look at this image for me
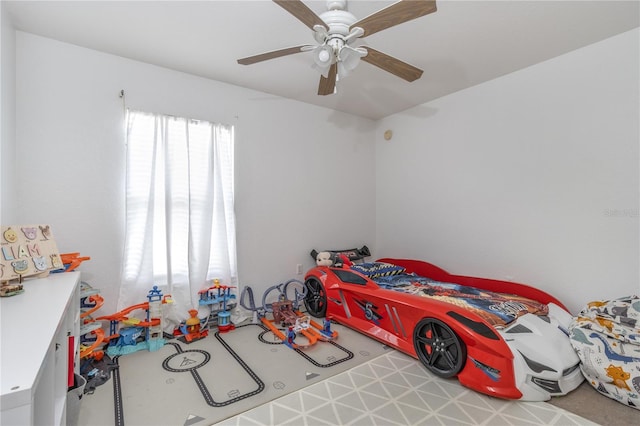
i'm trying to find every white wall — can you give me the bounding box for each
[0,2,17,224]
[375,29,640,314]
[15,32,376,313]
[10,27,638,317]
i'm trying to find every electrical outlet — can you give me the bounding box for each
[296,264,303,275]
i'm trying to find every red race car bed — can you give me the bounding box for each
[303,255,583,401]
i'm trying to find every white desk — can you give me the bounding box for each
[1,272,80,425]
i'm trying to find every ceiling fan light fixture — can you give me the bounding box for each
[339,45,366,71]
[318,49,331,63]
[312,63,331,78]
[313,44,334,73]
[312,44,333,77]
[337,61,349,79]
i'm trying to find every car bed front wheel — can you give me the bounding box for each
[413,318,466,378]
[303,277,327,318]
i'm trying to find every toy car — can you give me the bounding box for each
[302,257,583,401]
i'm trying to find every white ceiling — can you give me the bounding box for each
[5,0,639,120]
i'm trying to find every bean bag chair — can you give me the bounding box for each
[568,295,640,410]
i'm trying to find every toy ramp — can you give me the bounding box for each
[569,295,640,410]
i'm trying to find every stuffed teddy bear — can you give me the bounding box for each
[315,251,333,266]
[316,251,354,268]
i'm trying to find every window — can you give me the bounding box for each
[119,110,237,322]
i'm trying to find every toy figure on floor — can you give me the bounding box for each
[287,326,296,346]
[324,318,331,332]
[175,309,208,343]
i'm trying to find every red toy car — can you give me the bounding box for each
[303,257,583,401]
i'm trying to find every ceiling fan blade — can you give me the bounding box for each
[318,63,337,96]
[351,0,437,38]
[273,0,329,31]
[237,45,309,65]
[361,47,423,82]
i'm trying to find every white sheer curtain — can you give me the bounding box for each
[119,110,237,328]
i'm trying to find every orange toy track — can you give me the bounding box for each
[96,302,162,329]
[97,302,151,322]
[313,322,338,341]
[259,317,317,349]
[81,294,104,319]
[260,314,337,349]
[80,327,105,359]
[60,252,91,272]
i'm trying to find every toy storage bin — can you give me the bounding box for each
[66,373,86,426]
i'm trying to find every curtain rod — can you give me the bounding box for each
[119,89,238,122]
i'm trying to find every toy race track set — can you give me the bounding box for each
[76,279,389,426]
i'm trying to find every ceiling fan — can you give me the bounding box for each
[237,0,437,96]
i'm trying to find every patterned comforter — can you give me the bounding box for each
[373,273,549,327]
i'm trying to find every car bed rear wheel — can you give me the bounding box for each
[303,277,327,318]
[413,318,466,378]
